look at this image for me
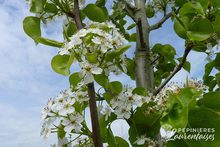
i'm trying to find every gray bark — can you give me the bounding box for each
[134,0,154,91]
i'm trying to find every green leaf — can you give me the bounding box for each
[44,3,58,14]
[167,140,189,147]
[94,73,109,88]
[178,58,191,73]
[213,15,220,36]
[108,81,123,94]
[115,137,129,147]
[36,37,64,48]
[133,103,161,127]
[146,5,155,18]
[173,16,190,39]
[51,54,73,76]
[187,107,220,147]
[96,0,106,6]
[197,91,220,112]
[125,58,135,80]
[105,45,131,62]
[175,0,188,7]
[129,33,136,42]
[211,0,220,8]
[57,125,66,139]
[99,114,118,142]
[23,16,41,41]
[132,87,148,96]
[179,2,204,17]
[152,44,176,61]
[161,88,201,128]
[187,18,214,41]
[30,0,46,13]
[128,125,145,147]
[83,4,107,22]
[107,127,117,147]
[127,23,136,30]
[86,53,98,63]
[63,21,77,39]
[69,72,81,88]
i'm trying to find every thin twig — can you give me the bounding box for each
[71,1,103,147]
[153,44,193,95]
[149,12,172,31]
[118,0,136,21]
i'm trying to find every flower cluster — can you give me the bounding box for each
[186,78,208,92]
[149,79,208,112]
[41,86,88,139]
[110,87,150,119]
[134,134,157,146]
[60,21,128,84]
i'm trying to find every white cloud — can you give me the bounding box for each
[0,1,64,146]
[0,0,209,146]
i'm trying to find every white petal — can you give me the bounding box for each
[91,67,103,74]
[160,127,175,139]
[64,125,74,133]
[84,73,94,84]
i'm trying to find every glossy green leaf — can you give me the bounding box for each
[96,0,106,6]
[178,58,191,73]
[115,136,129,147]
[129,33,136,42]
[108,81,123,94]
[57,125,66,139]
[213,15,220,36]
[127,23,136,30]
[175,0,188,7]
[211,0,220,8]
[187,18,214,41]
[51,54,73,76]
[152,44,176,61]
[146,5,155,18]
[23,16,41,41]
[198,91,220,111]
[30,0,46,13]
[44,3,58,14]
[99,114,117,142]
[187,107,220,147]
[125,58,135,80]
[161,88,201,128]
[133,103,161,127]
[173,16,190,39]
[86,53,98,63]
[105,45,130,62]
[36,37,64,48]
[132,87,148,96]
[63,21,77,39]
[179,2,204,17]
[107,127,117,147]
[94,73,109,88]
[83,4,106,22]
[69,72,81,88]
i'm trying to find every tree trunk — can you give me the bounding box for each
[134,0,162,146]
[134,0,154,91]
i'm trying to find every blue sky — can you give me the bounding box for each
[0,0,208,146]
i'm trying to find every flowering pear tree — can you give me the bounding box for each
[23,0,220,146]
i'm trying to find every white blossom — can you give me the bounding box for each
[79,61,103,84]
[62,113,84,133]
[134,135,150,145]
[101,105,112,121]
[160,127,175,140]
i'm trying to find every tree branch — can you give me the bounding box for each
[119,0,136,21]
[149,12,172,31]
[72,1,102,147]
[153,44,193,95]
